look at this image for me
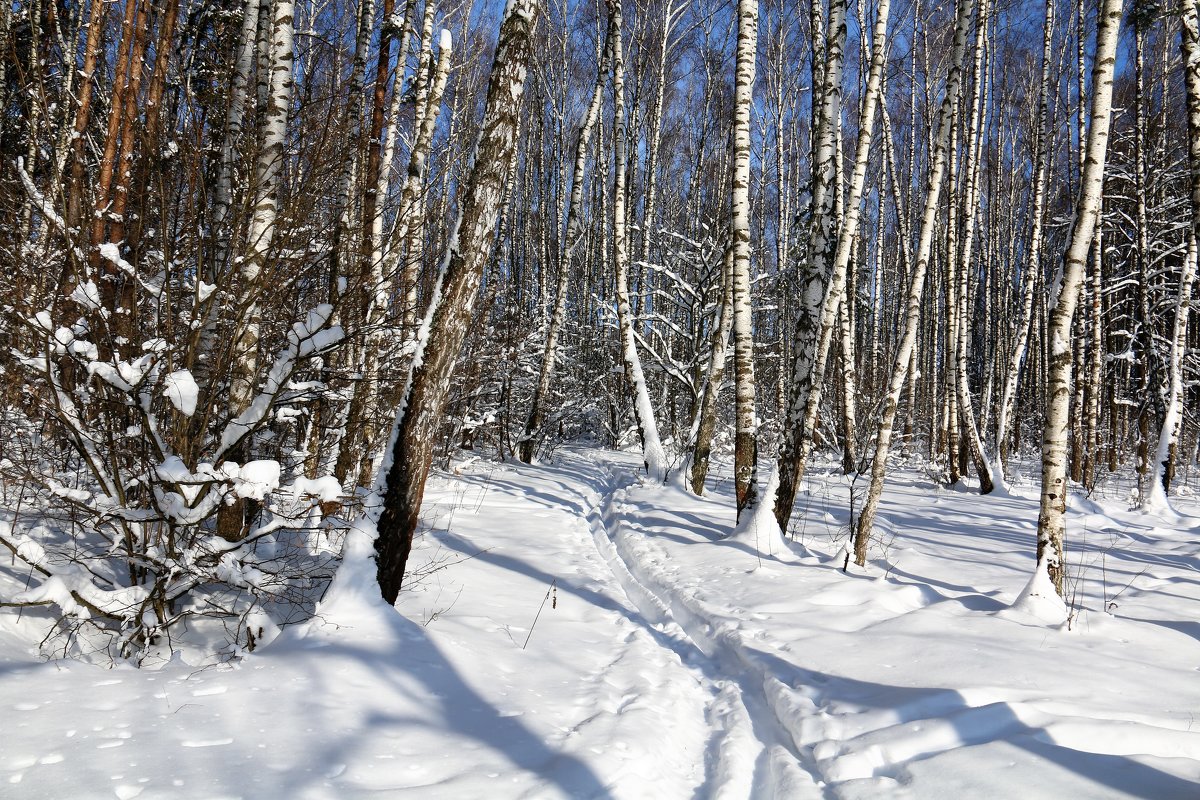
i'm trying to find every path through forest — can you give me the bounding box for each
[3,448,1200,798]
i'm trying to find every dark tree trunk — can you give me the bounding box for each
[375,0,538,604]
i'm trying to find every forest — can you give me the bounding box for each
[0,0,1199,794]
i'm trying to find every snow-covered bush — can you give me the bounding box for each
[1,293,348,665]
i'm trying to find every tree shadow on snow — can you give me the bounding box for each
[256,611,616,799]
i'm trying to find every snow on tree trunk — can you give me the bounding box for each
[731,0,760,517]
[952,0,994,495]
[219,0,295,542]
[853,0,975,567]
[342,21,451,487]
[609,0,667,483]
[1148,0,1200,511]
[374,0,537,604]
[690,245,735,494]
[1035,0,1123,597]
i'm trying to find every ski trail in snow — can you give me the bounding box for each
[579,455,826,799]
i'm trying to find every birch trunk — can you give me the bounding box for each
[375,0,537,603]
[774,0,889,529]
[853,0,975,565]
[774,0,847,529]
[731,0,760,515]
[217,0,294,541]
[608,0,667,482]
[690,245,735,494]
[952,0,994,493]
[1035,0,1123,597]
[518,23,610,463]
[995,0,1053,478]
[1148,0,1200,508]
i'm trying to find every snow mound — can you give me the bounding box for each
[728,467,796,563]
[1009,557,1068,623]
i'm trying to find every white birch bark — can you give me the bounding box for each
[853,0,975,565]
[351,26,451,485]
[212,0,261,278]
[609,0,667,482]
[731,0,760,515]
[690,244,735,494]
[231,0,295,416]
[218,0,294,541]
[995,0,1053,479]
[774,0,847,529]
[1035,0,1123,597]
[774,0,889,529]
[952,0,994,493]
[1147,0,1200,510]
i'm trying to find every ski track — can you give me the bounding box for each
[4,447,1200,798]
[581,458,828,799]
[575,450,1200,799]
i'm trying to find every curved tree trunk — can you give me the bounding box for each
[608,0,667,483]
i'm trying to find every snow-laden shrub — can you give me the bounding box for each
[1,296,347,665]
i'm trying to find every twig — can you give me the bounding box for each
[522,578,557,650]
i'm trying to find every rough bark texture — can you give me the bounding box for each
[1035,0,1123,597]
[774,0,888,528]
[375,0,537,604]
[731,0,760,516]
[774,0,847,530]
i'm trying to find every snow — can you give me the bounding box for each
[161,369,199,416]
[234,460,282,501]
[2,448,1200,798]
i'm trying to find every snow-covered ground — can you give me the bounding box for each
[3,447,1200,798]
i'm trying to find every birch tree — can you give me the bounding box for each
[774,0,889,530]
[774,0,847,530]
[731,0,760,516]
[219,0,296,541]
[374,0,538,603]
[853,0,976,566]
[996,0,1055,477]
[1147,0,1200,508]
[608,0,668,483]
[1035,0,1123,597]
